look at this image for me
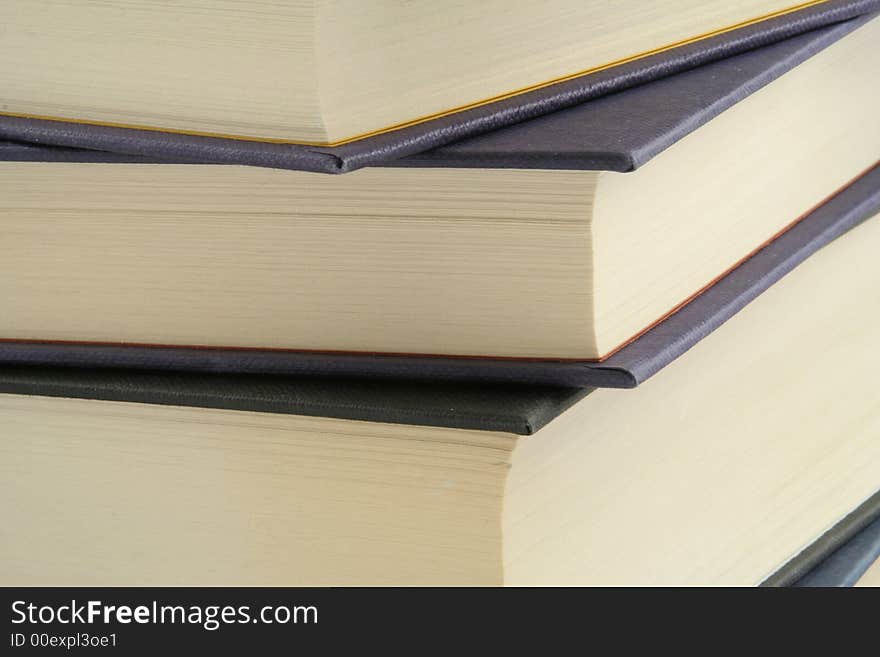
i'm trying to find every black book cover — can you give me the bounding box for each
[0,366,588,436]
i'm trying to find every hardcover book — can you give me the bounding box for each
[0,0,877,173]
[3,214,880,585]
[2,17,879,386]
[4,163,879,388]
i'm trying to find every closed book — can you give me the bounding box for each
[3,211,880,585]
[2,159,878,388]
[1,3,876,173]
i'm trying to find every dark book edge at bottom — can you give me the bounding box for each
[766,488,880,587]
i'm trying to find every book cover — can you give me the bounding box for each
[0,1,875,173]
[794,514,880,586]
[766,490,880,586]
[0,366,588,436]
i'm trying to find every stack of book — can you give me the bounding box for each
[1,0,879,586]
